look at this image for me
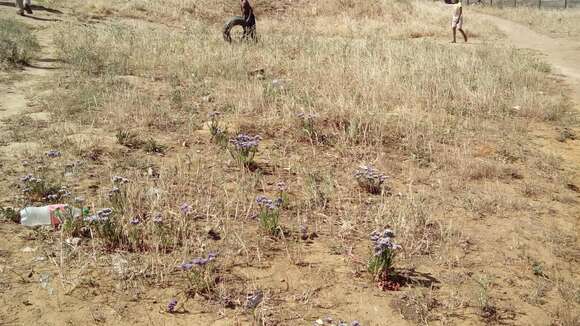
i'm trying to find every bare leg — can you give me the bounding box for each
[459,28,467,42]
[452,27,457,43]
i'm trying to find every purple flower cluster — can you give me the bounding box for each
[108,187,120,198]
[370,229,401,256]
[276,181,287,192]
[84,208,113,222]
[354,165,387,184]
[208,111,221,119]
[180,203,192,215]
[21,174,41,183]
[179,252,218,270]
[316,317,361,326]
[167,298,178,313]
[230,134,261,151]
[354,165,387,194]
[245,290,263,309]
[129,217,140,225]
[256,195,282,210]
[153,213,163,224]
[47,150,61,158]
[112,176,130,184]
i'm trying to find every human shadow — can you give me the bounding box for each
[0,1,63,14]
[23,15,61,22]
[25,63,59,70]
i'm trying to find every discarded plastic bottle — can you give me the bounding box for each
[20,205,82,227]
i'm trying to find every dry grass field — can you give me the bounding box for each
[0,0,579,325]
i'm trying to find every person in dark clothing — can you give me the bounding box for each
[240,0,256,40]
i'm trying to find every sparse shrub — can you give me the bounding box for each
[127,217,144,251]
[84,208,125,250]
[368,229,401,290]
[256,195,281,236]
[0,18,39,69]
[116,130,143,149]
[143,138,166,154]
[229,134,261,167]
[208,111,228,147]
[20,174,67,203]
[304,171,332,208]
[0,207,20,223]
[475,275,497,321]
[179,253,218,298]
[354,165,388,194]
[297,112,326,144]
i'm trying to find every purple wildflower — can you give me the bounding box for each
[180,203,192,215]
[20,174,34,182]
[47,150,61,158]
[208,111,221,119]
[179,262,194,271]
[167,298,178,313]
[351,321,361,326]
[112,176,129,184]
[84,208,113,223]
[354,165,387,193]
[179,252,218,270]
[229,134,261,151]
[256,195,280,210]
[370,229,401,256]
[130,217,140,225]
[276,181,287,192]
[153,213,163,224]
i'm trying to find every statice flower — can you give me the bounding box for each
[46,194,58,201]
[112,176,130,184]
[20,174,35,182]
[256,195,281,210]
[208,111,221,119]
[129,217,140,225]
[179,252,218,270]
[180,203,192,215]
[245,290,263,309]
[371,229,401,256]
[84,208,113,222]
[108,187,120,198]
[354,165,387,194]
[230,134,261,151]
[153,213,163,224]
[167,298,178,313]
[47,150,61,158]
[276,181,287,192]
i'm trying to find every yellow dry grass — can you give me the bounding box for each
[1,0,579,325]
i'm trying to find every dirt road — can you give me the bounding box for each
[480,13,580,188]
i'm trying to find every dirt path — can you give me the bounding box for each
[480,14,580,188]
[0,6,64,204]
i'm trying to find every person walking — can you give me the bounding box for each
[15,0,33,16]
[240,0,256,41]
[451,0,467,43]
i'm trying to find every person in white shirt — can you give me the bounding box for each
[451,0,467,43]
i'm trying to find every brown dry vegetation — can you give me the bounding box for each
[475,6,580,38]
[0,0,579,325]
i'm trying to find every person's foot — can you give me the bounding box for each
[24,4,33,14]
[17,9,25,16]
[450,40,456,43]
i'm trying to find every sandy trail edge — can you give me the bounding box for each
[479,13,580,187]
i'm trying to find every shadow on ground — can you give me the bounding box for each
[0,1,63,14]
